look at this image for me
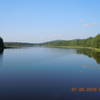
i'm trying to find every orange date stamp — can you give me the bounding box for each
[71,88,100,92]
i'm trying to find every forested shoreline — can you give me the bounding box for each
[0,34,100,51]
[41,34,100,50]
[4,42,36,48]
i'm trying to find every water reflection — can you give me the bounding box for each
[0,49,3,66]
[76,49,100,64]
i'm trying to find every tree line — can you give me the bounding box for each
[42,34,100,48]
[0,34,100,49]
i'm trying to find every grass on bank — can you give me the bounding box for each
[44,45,100,52]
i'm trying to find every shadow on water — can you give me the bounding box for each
[76,48,100,64]
[0,49,4,66]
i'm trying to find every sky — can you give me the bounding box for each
[0,0,100,43]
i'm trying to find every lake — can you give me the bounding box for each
[0,47,100,100]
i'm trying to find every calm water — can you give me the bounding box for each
[0,47,100,100]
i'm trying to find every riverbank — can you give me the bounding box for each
[4,44,100,53]
[4,42,36,49]
[44,46,100,52]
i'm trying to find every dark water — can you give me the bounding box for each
[0,47,100,100]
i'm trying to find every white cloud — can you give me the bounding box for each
[83,22,96,27]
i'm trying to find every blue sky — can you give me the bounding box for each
[0,0,100,43]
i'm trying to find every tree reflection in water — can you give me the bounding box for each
[76,48,100,64]
[0,49,4,66]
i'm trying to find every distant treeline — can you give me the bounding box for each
[41,34,100,48]
[0,37,36,49]
[4,42,36,48]
[1,34,100,49]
